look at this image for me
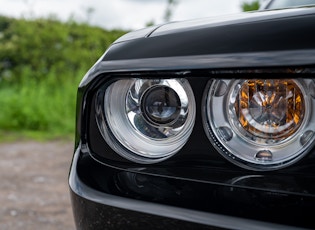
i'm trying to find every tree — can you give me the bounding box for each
[164,0,178,22]
[145,0,179,27]
[241,0,260,12]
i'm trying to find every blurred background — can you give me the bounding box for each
[1,0,260,30]
[0,0,260,141]
[0,0,260,229]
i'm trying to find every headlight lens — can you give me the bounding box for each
[141,85,181,125]
[203,79,315,170]
[96,78,196,163]
[233,79,305,142]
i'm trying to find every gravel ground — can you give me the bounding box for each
[0,141,76,230]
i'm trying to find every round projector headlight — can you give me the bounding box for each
[96,78,196,164]
[203,79,315,170]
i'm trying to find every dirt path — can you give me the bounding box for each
[0,141,76,230]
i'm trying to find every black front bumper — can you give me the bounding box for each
[69,144,311,230]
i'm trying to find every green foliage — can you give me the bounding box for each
[0,67,82,133]
[241,0,260,12]
[164,0,178,22]
[0,17,125,83]
[0,16,126,140]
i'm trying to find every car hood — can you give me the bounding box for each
[149,7,314,37]
[114,7,315,43]
[79,7,315,87]
[104,7,315,61]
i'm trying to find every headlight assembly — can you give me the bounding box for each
[95,76,314,170]
[203,79,315,171]
[96,78,196,164]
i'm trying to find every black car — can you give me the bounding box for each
[69,4,315,230]
[260,0,315,10]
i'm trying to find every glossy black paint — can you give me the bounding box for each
[71,192,223,230]
[104,8,315,61]
[70,147,309,230]
[70,7,315,230]
[262,0,315,10]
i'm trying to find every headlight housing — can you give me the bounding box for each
[203,79,315,171]
[94,75,315,170]
[96,78,196,164]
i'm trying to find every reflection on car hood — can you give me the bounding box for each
[104,7,315,62]
[113,6,315,44]
[150,7,315,37]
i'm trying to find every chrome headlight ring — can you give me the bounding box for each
[203,79,315,171]
[96,78,196,164]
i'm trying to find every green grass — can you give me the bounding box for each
[0,16,127,142]
[0,130,73,143]
[0,67,84,142]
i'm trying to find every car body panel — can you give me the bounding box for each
[70,6,315,230]
[104,8,315,61]
[70,145,308,230]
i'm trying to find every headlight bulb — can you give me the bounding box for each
[232,79,305,143]
[203,79,315,171]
